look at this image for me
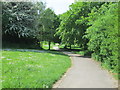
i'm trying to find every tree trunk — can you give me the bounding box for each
[70,45,71,50]
[64,45,67,49]
[36,40,40,48]
[39,41,43,49]
[48,41,51,50]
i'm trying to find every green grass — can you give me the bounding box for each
[2,50,71,88]
[0,50,2,90]
[58,44,65,49]
[42,41,55,50]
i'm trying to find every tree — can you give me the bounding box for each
[56,2,104,49]
[2,2,46,48]
[37,8,59,50]
[2,2,37,37]
[85,2,119,73]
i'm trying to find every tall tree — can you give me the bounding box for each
[37,8,59,50]
[56,2,104,49]
[2,2,46,48]
[2,2,37,37]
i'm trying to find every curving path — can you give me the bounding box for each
[3,48,118,88]
[53,47,118,88]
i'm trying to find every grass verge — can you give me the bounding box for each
[2,50,71,88]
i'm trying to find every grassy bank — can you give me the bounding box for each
[2,50,71,88]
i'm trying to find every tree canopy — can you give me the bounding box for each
[2,2,60,49]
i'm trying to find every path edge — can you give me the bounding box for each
[52,53,74,88]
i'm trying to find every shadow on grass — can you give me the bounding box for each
[2,48,69,57]
[44,49,69,56]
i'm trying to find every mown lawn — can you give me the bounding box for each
[2,50,71,88]
[0,51,2,90]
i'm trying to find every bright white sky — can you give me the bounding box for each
[44,0,75,15]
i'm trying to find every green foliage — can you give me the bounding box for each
[2,2,46,49]
[2,2,38,37]
[56,2,104,49]
[56,2,86,47]
[37,8,58,42]
[36,8,60,49]
[86,3,119,73]
[2,50,71,88]
[2,2,60,49]
[42,41,55,50]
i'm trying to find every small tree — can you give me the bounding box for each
[37,8,58,50]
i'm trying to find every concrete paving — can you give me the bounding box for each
[53,51,118,88]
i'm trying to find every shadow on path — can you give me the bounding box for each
[2,48,68,57]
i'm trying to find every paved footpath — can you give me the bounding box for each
[53,51,118,88]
